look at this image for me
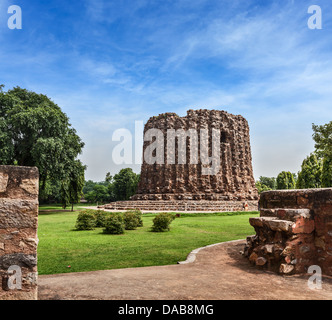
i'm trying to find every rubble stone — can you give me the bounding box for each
[244,188,332,276]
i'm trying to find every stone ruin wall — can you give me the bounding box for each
[244,188,332,276]
[0,165,39,300]
[128,109,258,211]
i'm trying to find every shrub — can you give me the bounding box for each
[126,209,143,227]
[103,214,125,234]
[123,211,140,230]
[94,210,108,228]
[75,210,96,230]
[135,210,143,227]
[151,212,175,232]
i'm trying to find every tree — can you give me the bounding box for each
[105,172,113,183]
[276,171,296,190]
[83,180,97,195]
[258,176,276,190]
[321,157,332,188]
[112,168,140,201]
[0,86,85,197]
[255,181,272,194]
[296,153,322,189]
[39,178,62,203]
[61,160,86,211]
[84,184,110,204]
[312,122,332,158]
[255,176,277,194]
[312,122,332,187]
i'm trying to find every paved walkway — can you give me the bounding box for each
[38,240,332,300]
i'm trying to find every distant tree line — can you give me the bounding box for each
[256,121,332,193]
[83,168,140,204]
[40,168,140,205]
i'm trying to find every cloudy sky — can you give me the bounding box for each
[1,0,331,181]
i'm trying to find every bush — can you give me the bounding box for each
[135,210,143,227]
[126,209,143,228]
[94,210,108,228]
[151,212,175,232]
[103,214,125,234]
[123,211,140,230]
[75,210,96,230]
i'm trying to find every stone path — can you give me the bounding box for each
[38,240,332,300]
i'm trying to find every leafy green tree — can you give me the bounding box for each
[112,168,140,201]
[321,157,332,188]
[296,153,322,189]
[258,176,276,189]
[276,171,296,190]
[83,180,97,195]
[105,172,113,183]
[255,181,272,194]
[85,184,110,204]
[61,160,86,211]
[312,122,332,187]
[0,86,85,196]
[39,178,62,203]
[312,122,332,158]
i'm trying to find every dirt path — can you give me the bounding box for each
[38,240,332,300]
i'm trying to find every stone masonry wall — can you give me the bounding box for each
[132,109,258,203]
[0,165,39,300]
[244,188,332,276]
[103,199,258,212]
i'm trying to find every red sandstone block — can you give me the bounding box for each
[291,216,315,234]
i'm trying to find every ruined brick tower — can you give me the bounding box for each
[131,109,258,206]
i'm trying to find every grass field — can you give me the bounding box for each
[37,206,258,275]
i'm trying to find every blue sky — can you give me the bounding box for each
[1,0,331,181]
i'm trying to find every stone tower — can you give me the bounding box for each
[132,109,258,202]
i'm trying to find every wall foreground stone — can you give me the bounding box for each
[0,165,39,300]
[244,188,332,276]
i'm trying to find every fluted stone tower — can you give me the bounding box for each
[132,109,258,202]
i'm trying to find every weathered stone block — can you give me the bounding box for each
[0,199,38,229]
[245,188,332,276]
[0,173,9,193]
[0,165,39,300]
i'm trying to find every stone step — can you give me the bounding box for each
[249,217,294,233]
[260,208,311,222]
[101,199,255,212]
[250,213,315,234]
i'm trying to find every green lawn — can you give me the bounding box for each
[37,207,258,275]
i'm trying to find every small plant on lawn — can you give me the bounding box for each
[123,211,140,230]
[151,212,175,232]
[94,210,108,228]
[135,210,143,227]
[103,214,125,234]
[75,210,96,230]
[126,209,143,227]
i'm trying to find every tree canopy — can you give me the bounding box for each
[82,169,140,203]
[296,153,322,189]
[276,171,296,190]
[112,168,140,201]
[0,86,86,205]
[312,122,332,187]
